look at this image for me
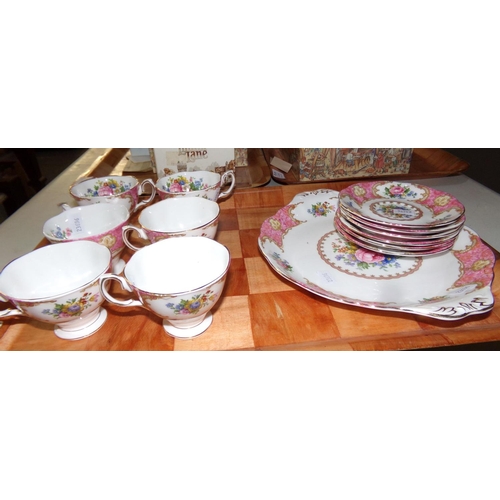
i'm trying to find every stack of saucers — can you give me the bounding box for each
[334,181,466,257]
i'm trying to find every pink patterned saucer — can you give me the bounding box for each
[335,213,460,246]
[338,206,464,241]
[334,215,456,257]
[338,204,466,235]
[339,181,465,228]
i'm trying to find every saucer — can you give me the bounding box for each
[339,181,465,227]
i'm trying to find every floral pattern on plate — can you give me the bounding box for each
[318,231,423,279]
[340,181,465,226]
[259,203,304,250]
[451,228,496,290]
[258,189,495,320]
[307,201,335,217]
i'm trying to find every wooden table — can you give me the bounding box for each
[1,150,499,350]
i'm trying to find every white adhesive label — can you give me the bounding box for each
[316,271,336,286]
[270,156,293,173]
[71,216,86,234]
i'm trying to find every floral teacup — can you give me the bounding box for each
[99,237,230,338]
[122,197,220,252]
[43,203,130,274]
[155,170,235,202]
[70,175,156,213]
[0,241,111,340]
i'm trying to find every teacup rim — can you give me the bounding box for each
[138,197,220,233]
[69,175,140,199]
[155,171,222,192]
[0,242,112,302]
[123,265,229,299]
[123,237,230,296]
[42,203,130,241]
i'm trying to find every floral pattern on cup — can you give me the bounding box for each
[85,179,133,198]
[42,292,101,319]
[50,225,73,239]
[166,290,217,315]
[163,175,210,193]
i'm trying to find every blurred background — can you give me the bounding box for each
[1,148,499,224]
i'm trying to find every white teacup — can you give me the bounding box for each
[156,170,235,202]
[43,203,130,274]
[99,237,230,339]
[70,175,156,213]
[122,197,220,251]
[0,241,111,340]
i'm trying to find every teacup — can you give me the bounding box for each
[156,170,235,202]
[122,197,220,251]
[0,241,111,340]
[43,203,130,274]
[99,237,230,338]
[69,175,156,213]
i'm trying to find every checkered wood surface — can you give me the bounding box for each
[1,181,499,351]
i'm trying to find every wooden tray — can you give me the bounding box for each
[1,179,498,351]
[265,148,470,185]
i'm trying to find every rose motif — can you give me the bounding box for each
[98,185,114,196]
[389,185,405,196]
[434,195,451,207]
[168,182,183,193]
[355,248,385,264]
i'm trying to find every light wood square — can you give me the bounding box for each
[237,207,284,231]
[329,303,422,339]
[216,230,242,259]
[174,296,254,351]
[245,257,295,295]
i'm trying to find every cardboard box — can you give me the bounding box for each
[267,148,413,182]
[149,148,248,177]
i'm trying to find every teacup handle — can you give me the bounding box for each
[135,179,157,212]
[122,225,149,252]
[99,274,143,308]
[217,171,236,200]
[0,296,25,318]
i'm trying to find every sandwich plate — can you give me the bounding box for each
[258,190,495,321]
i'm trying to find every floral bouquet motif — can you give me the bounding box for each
[86,179,132,197]
[164,176,209,193]
[42,292,101,319]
